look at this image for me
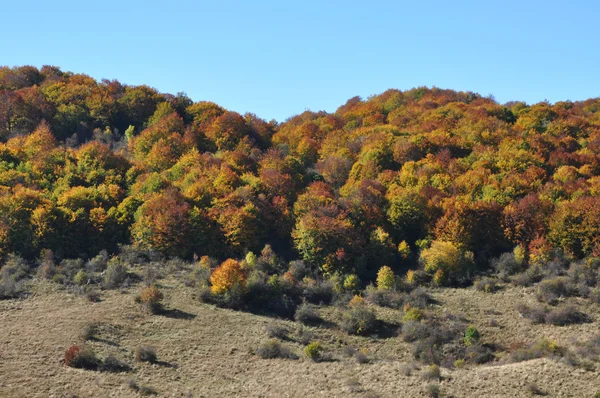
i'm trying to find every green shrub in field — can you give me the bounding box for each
[464,325,480,346]
[305,342,323,362]
[402,307,425,323]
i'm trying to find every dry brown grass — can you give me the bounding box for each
[0,275,599,397]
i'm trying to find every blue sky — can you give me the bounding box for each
[2,0,599,122]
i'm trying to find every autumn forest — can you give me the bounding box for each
[1,65,600,288]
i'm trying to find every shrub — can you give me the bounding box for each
[294,302,322,325]
[512,266,544,287]
[464,326,480,346]
[420,240,474,286]
[526,383,546,396]
[405,269,427,287]
[364,285,403,308]
[421,364,441,381]
[473,277,499,293]
[545,306,591,326]
[86,289,101,302]
[305,342,323,362]
[139,285,164,314]
[102,355,131,373]
[135,346,157,363]
[509,339,562,363]
[349,294,365,307]
[295,325,314,345]
[426,383,440,398]
[302,279,333,304]
[402,321,430,342]
[0,254,30,299]
[453,358,465,368]
[64,345,100,370]
[86,250,109,272]
[185,264,210,287]
[104,260,128,289]
[343,274,361,292]
[518,304,547,324]
[491,252,522,277]
[466,344,494,364]
[403,288,432,309]
[355,349,369,364]
[536,277,574,304]
[210,259,247,295]
[73,269,88,286]
[402,307,425,323]
[266,324,290,340]
[376,266,395,290]
[340,304,377,335]
[82,323,99,341]
[256,339,297,359]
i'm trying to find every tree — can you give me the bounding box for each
[210,259,247,294]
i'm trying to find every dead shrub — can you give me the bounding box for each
[256,339,297,359]
[135,346,157,363]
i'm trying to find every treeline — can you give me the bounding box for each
[1,65,600,285]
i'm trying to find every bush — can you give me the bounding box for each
[340,304,377,335]
[420,240,474,286]
[512,266,544,287]
[102,355,131,373]
[355,349,369,364]
[0,254,30,299]
[64,345,100,370]
[466,344,495,364]
[426,383,440,398]
[536,277,574,304]
[464,326,480,346]
[139,285,164,314]
[86,250,109,272]
[266,324,290,340]
[104,260,128,289]
[364,284,403,308]
[294,302,322,325]
[256,339,297,359]
[473,277,499,293]
[305,342,323,362]
[544,306,591,326]
[403,288,432,309]
[295,325,314,345]
[421,364,441,381]
[402,307,425,323]
[73,269,88,286]
[509,339,562,363]
[82,323,99,341]
[491,252,522,277]
[402,321,430,342]
[135,346,157,363]
[343,274,361,292]
[517,304,547,324]
[302,279,333,305]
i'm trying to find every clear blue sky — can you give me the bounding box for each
[2,0,599,122]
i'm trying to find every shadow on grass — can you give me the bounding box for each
[159,308,196,320]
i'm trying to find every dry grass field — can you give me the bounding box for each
[1,274,599,398]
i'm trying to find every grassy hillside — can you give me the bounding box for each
[1,264,599,398]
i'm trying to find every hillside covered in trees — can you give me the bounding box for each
[1,65,600,286]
